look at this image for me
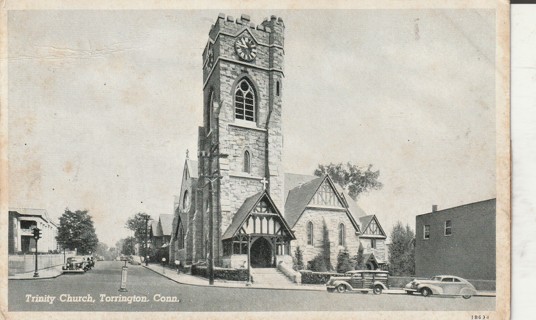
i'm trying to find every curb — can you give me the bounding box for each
[142,265,324,292]
[8,272,63,280]
[142,266,497,296]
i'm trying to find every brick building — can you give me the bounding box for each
[415,199,496,280]
[169,13,387,270]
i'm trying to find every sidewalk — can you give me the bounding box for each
[8,265,64,280]
[143,264,496,296]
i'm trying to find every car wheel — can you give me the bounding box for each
[462,294,472,299]
[336,284,347,293]
[373,285,383,295]
[421,288,432,297]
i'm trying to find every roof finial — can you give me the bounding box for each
[186,149,189,159]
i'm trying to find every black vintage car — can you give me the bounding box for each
[62,257,87,273]
[326,270,390,294]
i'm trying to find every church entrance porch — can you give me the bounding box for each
[250,237,272,268]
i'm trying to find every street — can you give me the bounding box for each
[9,261,495,312]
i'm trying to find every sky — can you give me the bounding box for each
[7,9,496,247]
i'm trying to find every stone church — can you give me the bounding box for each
[169,13,387,271]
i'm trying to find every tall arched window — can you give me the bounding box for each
[235,79,255,122]
[338,223,345,246]
[178,223,185,249]
[208,91,214,130]
[307,221,314,246]
[276,81,280,96]
[243,150,251,173]
[183,190,190,211]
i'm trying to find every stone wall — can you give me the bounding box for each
[291,208,360,268]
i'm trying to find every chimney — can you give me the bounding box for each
[432,205,438,212]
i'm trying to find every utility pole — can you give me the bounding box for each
[200,142,227,285]
[145,215,150,266]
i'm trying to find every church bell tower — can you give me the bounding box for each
[198,13,285,264]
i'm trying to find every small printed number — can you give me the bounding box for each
[471,315,489,320]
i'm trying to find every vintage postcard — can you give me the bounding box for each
[0,1,510,319]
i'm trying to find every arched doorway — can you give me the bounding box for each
[250,237,273,268]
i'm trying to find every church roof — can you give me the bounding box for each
[222,191,295,240]
[186,160,198,179]
[359,215,374,231]
[222,192,263,240]
[159,214,174,236]
[284,176,325,228]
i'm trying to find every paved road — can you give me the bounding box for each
[9,261,495,312]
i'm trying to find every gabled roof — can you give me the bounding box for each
[222,191,295,240]
[151,220,162,237]
[186,160,198,179]
[159,214,174,236]
[284,175,360,233]
[284,176,324,228]
[359,215,387,238]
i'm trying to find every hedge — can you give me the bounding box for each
[299,271,343,284]
[191,265,249,281]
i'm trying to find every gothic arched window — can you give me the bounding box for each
[235,79,255,122]
[243,150,251,173]
[178,223,185,249]
[208,91,214,130]
[307,221,314,246]
[276,81,280,96]
[338,223,345,246]
[183,190,190,211]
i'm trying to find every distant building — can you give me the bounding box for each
[415,199,496,280]
[8,208,59,254]
[150,214,173,249]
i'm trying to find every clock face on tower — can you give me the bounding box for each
[235,37,257,61]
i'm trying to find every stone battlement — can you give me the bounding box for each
[211,13,285,34]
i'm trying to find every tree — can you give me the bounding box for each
[388,221,416,276]
[336,249,354,273]
[354,242,366,269]
[125,212,151,256]
[294,246,305,271]
[322,220,333,271]
[56,209,99,255]
[120,237,136,256]
[314,162,383,200]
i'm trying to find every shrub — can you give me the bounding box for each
[191,265,249,281]
[293,246,304,271]
[308,253,328,272]
[336,249,354,273]
[300,270,343,284]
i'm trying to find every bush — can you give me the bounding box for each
[293,246,304,271]
[336,249,354,273]
[191,265,249,281]
[300,270,343,284]
[308,253,328,272]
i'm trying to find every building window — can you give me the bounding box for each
[235,79,255,122]
[445,220,452,236]
[307,221,314,246]
[338,223,345,246]
[177,223,185,249]
[371,239,376,249]
[208,91,214,131]
[243,150,251,173]
[183,190,190,211]
[276,81,280,96]
[423,225,430,239]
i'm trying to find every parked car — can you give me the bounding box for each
[62,257,87,273]
[404,275,477,299]
[326,270,390,294]
[129,256,142,265]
